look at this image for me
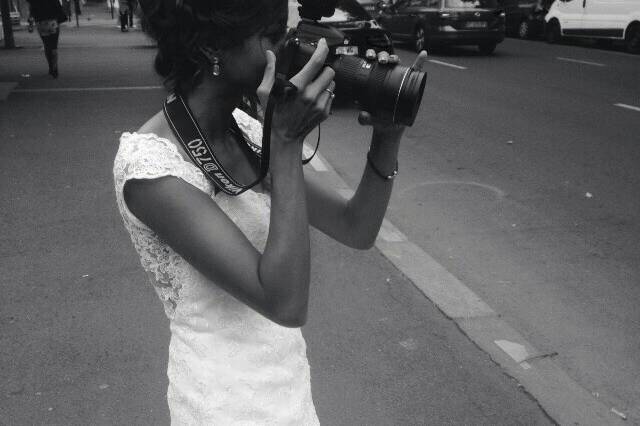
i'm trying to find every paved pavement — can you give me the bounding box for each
[0,19,558,426]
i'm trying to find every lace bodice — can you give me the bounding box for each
[113,109,319,425]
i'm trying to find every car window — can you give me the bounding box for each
[445,0,498,8]
[392,0,411,8]
[409,0,440,6]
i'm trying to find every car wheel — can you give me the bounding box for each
[545,19,561,44]
[478,42,497,55]
[414,26,427,52]
[625,23,640,54]
[518,20,530,39]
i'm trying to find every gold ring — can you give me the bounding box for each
[324,88,335,98]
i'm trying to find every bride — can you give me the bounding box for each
[113,0,426,423]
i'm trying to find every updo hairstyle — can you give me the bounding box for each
[141,0,288,95]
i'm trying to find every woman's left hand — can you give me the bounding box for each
[357,50,429,135]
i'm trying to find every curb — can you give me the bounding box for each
[309,148,628,426]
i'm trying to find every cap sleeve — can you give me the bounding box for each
[113,132,213,230]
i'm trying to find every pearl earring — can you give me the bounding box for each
[212,57,221,77]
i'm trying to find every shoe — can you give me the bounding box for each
[49,67,58,78]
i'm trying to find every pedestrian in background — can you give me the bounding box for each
[127,0,137,28]
[27,0,66,78]
[61,0,71,22]
[119,0,136,31]
[118,0,129,31]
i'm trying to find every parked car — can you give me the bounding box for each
[545,0,640,53]
[502,0,552,38]
[288,0,394,56]
[0,0,21,26]
[357,0,379,16]
[376,0,506,54]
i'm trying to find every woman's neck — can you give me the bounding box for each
[185,80,243,141]
[181,80,264,192]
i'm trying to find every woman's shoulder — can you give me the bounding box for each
[114,114,212,195]
[117,111,183,157]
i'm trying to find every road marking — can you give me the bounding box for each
[12,85,163,93]
[614,103,640,112]
[428,59,467,70]
[556,57,606,67]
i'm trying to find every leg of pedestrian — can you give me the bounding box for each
[119,10,128,32]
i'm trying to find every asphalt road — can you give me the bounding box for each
[1,16,638,425]
[319,37,640,423]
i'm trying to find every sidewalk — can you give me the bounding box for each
[2,0,147,48]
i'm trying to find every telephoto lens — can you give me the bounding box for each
[291,41,427,127]
[332,55,427,127]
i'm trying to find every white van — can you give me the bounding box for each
[544,0,640,53]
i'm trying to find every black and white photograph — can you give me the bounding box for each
[1,0,638,424]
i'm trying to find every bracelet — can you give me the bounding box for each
[366,151,398,181]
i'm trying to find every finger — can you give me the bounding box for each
[316,80,336,103]
[358,111,372,126]
[290,38,329,89]
[412,50,428,71]
[319,81,336,116]
[256,50,276,104]
[302,66,335,102]
[366,49,376,60]
[377,50,390,64]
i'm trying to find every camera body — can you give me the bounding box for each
[277,0,427,126]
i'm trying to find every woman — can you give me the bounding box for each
[113,0,427,423]
[27,0,64,78]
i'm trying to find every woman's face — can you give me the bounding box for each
[222,11,288,92]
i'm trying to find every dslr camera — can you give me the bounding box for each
[277,0,427,126]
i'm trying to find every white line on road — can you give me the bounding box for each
[428,59,467,70]
[12,86,163,93]
[614,103,640,112]
[556,57,606,67]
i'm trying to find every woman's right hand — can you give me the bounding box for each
[257,38,336,146]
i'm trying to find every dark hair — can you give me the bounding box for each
[141,0,287,95]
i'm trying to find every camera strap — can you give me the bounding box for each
[163,77,316,195]
[163,93,267,196]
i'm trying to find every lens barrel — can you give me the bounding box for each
[331,55,427,126]
[286,39,427,126]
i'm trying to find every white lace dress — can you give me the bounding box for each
[113,109,320,425]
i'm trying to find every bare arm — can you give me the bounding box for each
[306,51,428,249]
[124,42,336,327]
[124,166,308,327]
[305,126,401,249]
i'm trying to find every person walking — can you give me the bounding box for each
[118,0,128,31]
[113,0,427,423]
[126,0,136,28]
[118,0,135,31]
[27,0,65,78]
